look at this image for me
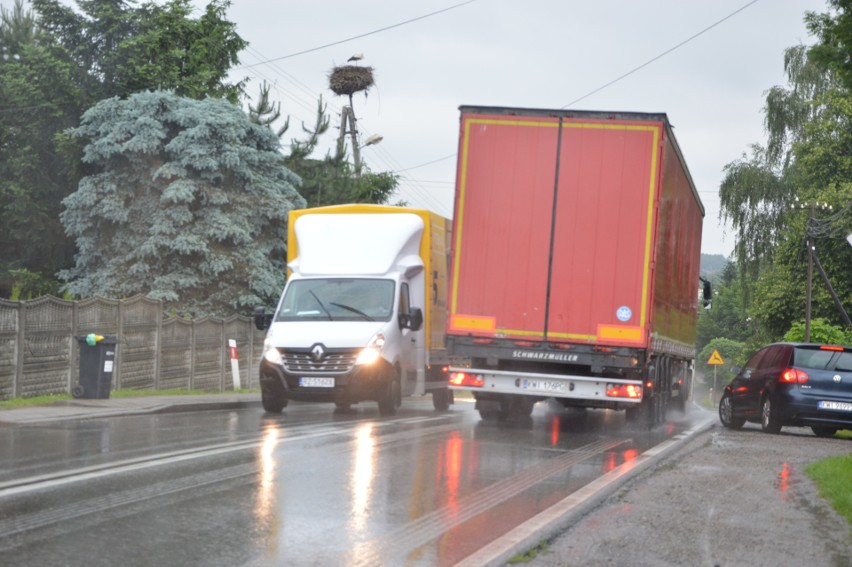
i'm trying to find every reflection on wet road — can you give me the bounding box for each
[0,399,706,566]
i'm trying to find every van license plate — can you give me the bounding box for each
[818,400,852,412]
[300,377,335,388]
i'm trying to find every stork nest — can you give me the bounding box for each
[328,65,375,96]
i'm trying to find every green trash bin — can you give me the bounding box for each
[73,335,117,399]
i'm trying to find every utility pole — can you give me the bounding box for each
[805,202,814,342]
[798,198,834,342]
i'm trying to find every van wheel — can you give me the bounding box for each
[432,388,452,411]
[378,368,400,416]
[261,380,288,413]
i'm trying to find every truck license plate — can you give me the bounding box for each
[818,400,852,412]
[522,379,566,393]
[300,377,335,388]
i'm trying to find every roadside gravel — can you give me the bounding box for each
[521,415,852,567]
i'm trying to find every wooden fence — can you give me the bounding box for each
[0,295,265,400]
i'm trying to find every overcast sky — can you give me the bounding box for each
[6,0,829,257]
[222,0,828,258]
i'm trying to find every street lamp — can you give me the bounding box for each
[361,134,383,148]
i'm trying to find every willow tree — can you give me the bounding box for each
[60,91,305,317]
[719,1,852,336]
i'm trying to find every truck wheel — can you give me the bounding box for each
[71,385,85,399]
[760,396,782,434]
[378,368,400,416]
[261,380,288,413]
[718,393,744,430]
[432,388,452,411]
[334,402,352,414]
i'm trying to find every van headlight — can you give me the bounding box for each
[355,332,385,366]
[262,339,282,365]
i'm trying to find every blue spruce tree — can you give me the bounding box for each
[60,91,306,317]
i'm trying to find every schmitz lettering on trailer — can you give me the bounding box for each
[512,351,578,362]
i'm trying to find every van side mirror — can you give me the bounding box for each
[400,308,424,331]
[254,307,273,331]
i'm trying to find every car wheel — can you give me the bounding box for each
[811,426,838,438]
[760,396,782,434]
[432,388,452,411]
[718,393,745,430]
[261,380,288,413]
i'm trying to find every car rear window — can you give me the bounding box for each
[793,347,852,371]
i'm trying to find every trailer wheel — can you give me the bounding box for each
[261,380,288,413]
[626,397,654,429]
[432,388,453,411]
[511,397,536,418]
[478,397,510,422]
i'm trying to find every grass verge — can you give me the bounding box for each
[0,389,258,410]
[806,454,852,542]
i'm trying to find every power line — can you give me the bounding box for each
[562,0,760,108]
[236,0,479,70]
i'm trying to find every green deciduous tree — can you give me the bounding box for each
[31,0,246,102]
[60,91,305,317]
[0,0,82,296]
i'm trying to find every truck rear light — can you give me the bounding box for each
[780,368,809,384]
[606,383,643,399]
[514,341,535,347]
[472,338,494,345]
[448,372,484,388]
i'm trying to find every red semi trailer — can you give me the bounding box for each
[446,106,709,424]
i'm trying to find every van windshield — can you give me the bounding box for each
[275,278,395,322]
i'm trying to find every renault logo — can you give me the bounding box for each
[310,344,326,362]
[834,375,843,383]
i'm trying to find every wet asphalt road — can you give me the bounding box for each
[0,399,706,566]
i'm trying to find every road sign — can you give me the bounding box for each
[707,349,725,365]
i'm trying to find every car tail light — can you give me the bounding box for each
[819,345,844,352]
[606,383,643,399]
[780,368,809,384]
[448,371,484,388]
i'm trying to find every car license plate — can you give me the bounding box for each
[522,379,566,393]
[300,377,335,388]
[818,400,852,412]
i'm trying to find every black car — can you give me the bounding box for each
[718,342,852,436]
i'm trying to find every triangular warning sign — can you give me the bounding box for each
[707,349,725,365]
